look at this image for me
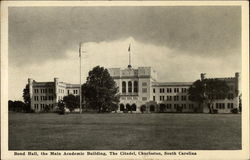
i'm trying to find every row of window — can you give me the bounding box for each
[58,89,65,93]
[122,81,139,93]
[160,104,195,109]
[58,96,63,100]
[121,96,139,100]
[34,88,54,93]
[34,104,54,110]
[34,96,54,101]
[215,103,234,109]
[207,93,234,100]
[153,88,188,93]
[154,95,189,101]
[73,90,78,94]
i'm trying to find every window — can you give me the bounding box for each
[128,81,132,93]
[167,104,172,109]
[127,96,132,100]
[167,88,172,93]
[181,96,187,101]
[174,96,179,101]
[217,103,225,109]
[122,81,126,93]
[174,88,179,93]
[160,88,165,93]
[48,88,53,93]
[174,104,178,109]
[134,81,138,93]
[153,96,155,101]
[133,97,138,100]
[222,103,225,109]
[142,82,147,86]
[181,88,187,93]
[34,89,39,93]
[34,96,38,101]
[73,89,78,94]
[169,88,172,93]
[167,96,172,101]
[142,97,147,101]
[227,103,233,109]
[160,96,165,101]
[142,88,147,93]
[153,88,155,93]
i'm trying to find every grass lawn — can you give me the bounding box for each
[9,112,241,150]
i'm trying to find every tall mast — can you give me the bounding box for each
[128,43,132,68]
[79,42,82,114]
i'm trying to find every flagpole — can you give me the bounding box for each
[128,43,131,68]
[79,42,82,114]
[129,49,131,66]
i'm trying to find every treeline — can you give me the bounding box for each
[8,100,33,113]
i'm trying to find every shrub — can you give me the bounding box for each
[231,108,239,114]
[213,109,218,114]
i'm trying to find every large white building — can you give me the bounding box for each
[28,65,241,113]
[108,66,241,113]
[28,78,80,112]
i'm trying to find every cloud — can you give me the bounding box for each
[9,6,241,67]
[8,37,241,100]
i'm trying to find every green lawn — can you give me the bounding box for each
[9,113,241,150]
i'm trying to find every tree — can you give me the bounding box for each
[57,100,66,114]
[22,84,31,112]
[82,66,120,113]
[8,100,26,112]
[188,79,230,113]
[63,94,79,112]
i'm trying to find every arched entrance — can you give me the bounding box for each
[140,105,146,113]
[120,104,125,111]
[126,104,131,112]
[150,105,155,112]
[131,104,137,111]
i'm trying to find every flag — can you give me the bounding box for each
[79,43,81,57]
[128,44,131,52]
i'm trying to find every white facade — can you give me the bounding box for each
[28,66,241,113]
[108,66,241,113]
[28,78,80,112]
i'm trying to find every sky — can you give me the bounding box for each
[8,6,242,100]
